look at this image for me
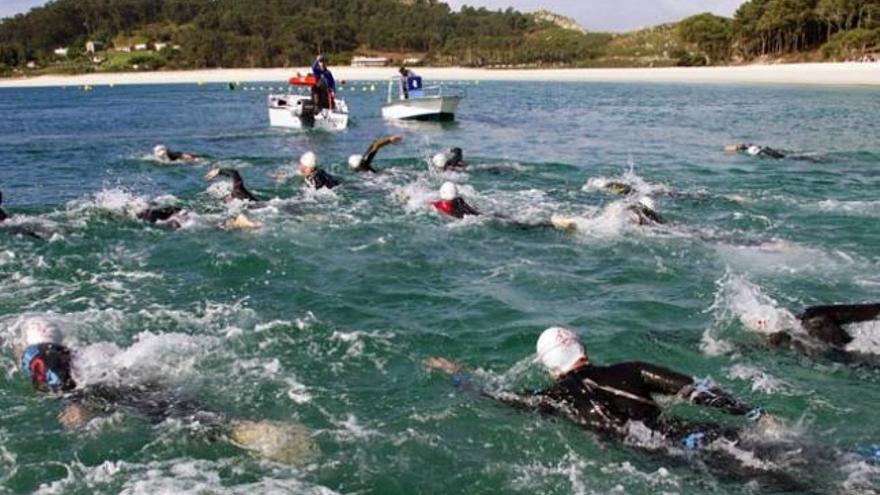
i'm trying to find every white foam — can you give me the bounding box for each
[32,458,338,495]
[582,166,670,196]
[726,364,794,395]
[845,320,880,355]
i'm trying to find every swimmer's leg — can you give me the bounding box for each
[229,419,319,465]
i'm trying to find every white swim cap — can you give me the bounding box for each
[432,153,448,170]
[23,317,63,347]
[638,196,656,211]
[300,151,318,169]
[747,145,761,156]
[535,327,586,377]
[439,181,458,201]
[348,154,363,170]
[153,145,168,158]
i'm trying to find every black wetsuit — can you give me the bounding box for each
[137,206,183,226]
[23,343,220,427]
[629,205,665,225]
[355,137,399,173]
[441,148,467,170]
[216,169,258,201]
[0,191,43,240]
[754,147,785,159]
[769,303,880,352]
[485,362,748,444]
[434,198,479,219]
[305,169,340,190]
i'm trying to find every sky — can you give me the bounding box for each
[1,0,744,32]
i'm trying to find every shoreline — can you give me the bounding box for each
[0,63,878,88]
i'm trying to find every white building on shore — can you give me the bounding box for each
[351,56,389,67]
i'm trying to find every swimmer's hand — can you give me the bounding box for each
[389,135,403,144]
[424,357,462,375]
[204,168,221,181]
[59,403,91,430]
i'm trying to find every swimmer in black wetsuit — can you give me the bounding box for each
[628,197,665,225]
[427,326,761,448]
[749,303,880,357]
[298,152,339,190]
[205,168,259,201]
[153,145,199,163]
[431,148,467,171]
[348,135,403,173]
[725,144,786,159]
[14,317,316,464]
[0,189,44,239]
[136,206,184,229]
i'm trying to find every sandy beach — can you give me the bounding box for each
[0,63,878,88]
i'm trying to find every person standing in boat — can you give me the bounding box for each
[311,55,337,110]
[398,66,422,100]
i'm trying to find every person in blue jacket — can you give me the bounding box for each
[312,55,337,109]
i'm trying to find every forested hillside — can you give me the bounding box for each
[0,0,877,75]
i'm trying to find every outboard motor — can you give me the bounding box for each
[295,100,317,127]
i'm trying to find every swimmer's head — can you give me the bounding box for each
[348,154,363,170]
[22,316,63,347]
[432,153,449,170]
[637,196,656,211]
[299,151,318,174]
[153,145,168,160]
[439,181,458,201]
[535,327,587,377]
[747,145,761,156]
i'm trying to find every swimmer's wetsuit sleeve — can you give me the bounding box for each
[632,362,750,415]
[798,303,880,347]
[313,169,340,189]
[217,169,258,201]
[452,198,480,217]
[360,136,398,172]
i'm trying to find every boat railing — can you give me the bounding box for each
[387,78,465,102]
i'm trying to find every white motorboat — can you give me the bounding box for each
[268,94,349,131]
[268,75,349,131]
[382,76,463,121]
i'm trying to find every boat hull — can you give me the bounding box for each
[382,96,461,121]
[268,95,348,131]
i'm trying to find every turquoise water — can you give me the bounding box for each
[1,81,879,494]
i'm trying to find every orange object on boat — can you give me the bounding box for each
[288,75,317,87]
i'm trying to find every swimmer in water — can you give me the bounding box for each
[205,168,259,202]
[0,189,44,239]
[153,145,199,163]
[348,135,403,173]
[432,182,479,219]
[135,206,185,229]
[604,181,634,195]
[725,144,785,160]
[426,326,764,449]
[431,147,467,172]
[551,197,665,232]
[299,152,340,190]
[14,316,316,464]
[748,302,880,358]
[628,196,665,225]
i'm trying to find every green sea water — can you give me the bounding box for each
[0,81,879,494]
